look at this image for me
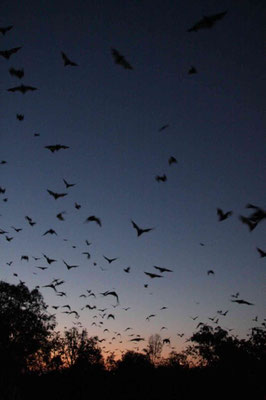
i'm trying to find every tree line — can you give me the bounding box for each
[0,281,265,400]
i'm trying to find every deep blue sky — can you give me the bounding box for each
[1,0,265,357]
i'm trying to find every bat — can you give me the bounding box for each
[56,212,66,221]
[130,337,145,342]
[85,215,102,226]
[63,260,79,270]
[153,266,173,273]
[43,254,57,264]
[47,189,68,200]
[103,255,118,264]
[101,290,120,305]
[45,144,69,152]
[0,25,13,35]
[188,66,197,74]
[256,247,266,258]
[231,299,254,306]
[131,219,154,237]
[158,124,169,132]
[63,178,75,188]
[188,11,228,32]
[61,51,78,66]
[0,47,22,59]
[207,270,215,275]
[9,67,24,79]
[16,114,24,121]
[144,272,163,279]
[7,84,37,94]
[168,156,177,165]
[111,48,133,70]
[42,229,57,236]
[239,216,258,231]
[155,174,167,182]
[217,208,232,221]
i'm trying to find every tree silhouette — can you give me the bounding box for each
[145,334,163,364]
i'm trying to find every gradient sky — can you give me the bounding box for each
[1,0,265,358]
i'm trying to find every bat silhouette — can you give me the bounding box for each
[146,314,156,321]
[63,260,79,270]
[16,114,24,121]
[9,67,24,79]
[153,266,173,273]
[168,156,177,165]
[47,189,68,200]
[144,272,163,279]
[101,290,120,305]
[130,337,145,342]
[0,47,22,59]
[43,254,57,264]
[107,314,115,320]
[7,84,37,94]
[155,174,167,182]
[63,178,75,189]
[239,216,258,231]
[21,255,29,261]
[103,255,118,264]
[158,124,169,132]
[123,267,130,273]
[231,299,254,306]
[0,25,13,35]
[43,229,57,236]
[56,211,66,221]
[163,338,171,345]
[188,11,227,32]
[217,208,232,221]
[256,247,266,258]
[11,226,22,232]
[0,160,7,165]
[131,219,154,236]
[75,202,81,209]
[82,252,91,259]
[85,215,102,226]
[61,51,78,66]
[111,48,133,70]
[45,144,69,152]
[188,66,197,74]
[207,270,215,275]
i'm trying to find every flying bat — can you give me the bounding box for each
[45,144,69,152]
[43,229,57,236]
[231,299,254,306]
[168,156,177,165]
[63,260,79,270]
[153,266,173,273]
[239,215,258,232]
[9,67,24,79]
[130,337,145,342]
[43,254,57,264]
[85,215,102,226]
[111,48,133,70]
[0,47,22,59]
[144,272,163,279]
[187,11,228,32]
[256,247,266,258]
[131,219,154,237]
[16,114,24,121]
[7,84,37,94]
[63,178,75,189]
[155,174,167,182]
[61,51,78,66]
[158,124,169,132]
[188,66,197,74]
[56,211,66,221]
[217,208,232,221]
[207,270,215,275]
[47,189,67,200]
[103,255,118,264]
[101,290,120,305]
[0,25,13,35]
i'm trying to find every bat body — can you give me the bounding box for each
[131,219,153,236]
[217,208,232,221]
[188,11,227,32]
[85,215,102,226]
[168,156,177,165]
[231,299,254,306]
[47,189,68,200]
[9,67,24,79]
[154,266,173,273]
[111,48,133,70]
[0,47,22,59]
[103,255,118,264]
[45,144,69,152]
[156,174,167,182]
[0,25,13,35]
[61,51,78,66]
[144,272,163,279]
[8,84,37,94]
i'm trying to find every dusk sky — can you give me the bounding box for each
[1,0,265,357]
